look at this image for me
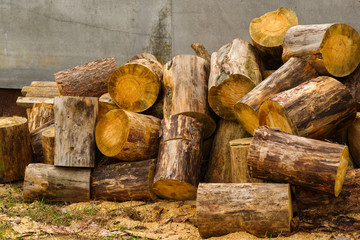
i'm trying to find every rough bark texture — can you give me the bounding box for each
[55,57,117,97]
[0,116,32,183]
[282,23,360,77]
[23,163,90,202]
[41,126,55,165]
[259,76,357,140]
[208,38,262,120]
[54,97,98,167]
[298,215,360,233]
[248,126,349,196]
[196,183,292,238]
[348,112,360,167]
[91,159,157,201]
[27,103,54,133]
[160,115,203,142]
[163,55,215,138]
[344,65,360,111]
[30,121,54,163]
[234,57,318,135]
[190,43,211,63]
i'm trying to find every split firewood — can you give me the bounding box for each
[259,76,357,140]
[95,109,161,161]
[55,56,117,97]
[249,7,298,69]
[21,86,59,98]
[16,96,54,108]
[343,64,360,110]
[0,116,32,183]
[54,97,98,167]
[30,120,54,163]
[30,81,57,87]
[233,57,317,135]
[27,102,54,132]
[282,23,360,77]
[208,38,262,120]
[196,183,292,238]
[348,112,360,167]
[190,43,211,63]
[23,163,90,202]
[91,159,157,201]
[248,126,349,197]
[41,126,55,165]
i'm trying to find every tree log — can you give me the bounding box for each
[282,23,360,77]
[348,112,360,167]
[196,183,292,238]
[41,126,55,165]
[248,126,349,197]
[98,93,119,120]
[23,163,90,202]
[16,97,54,108]
[163,55,215,138]
[108,53,163,112]
[0,116,32,183]
[95,109,161,161]
[160,115,203,142]
[259,76,357,140]
[54,97,98,167]
[21,86,60,98]
[55,56,117,97]
[91,159,157,201]
[249,7,298,69]
[208,38,262,120]
[233,57,318,135]
[30,120,54,163]
[27,103,54,132]
[344,65,360,111]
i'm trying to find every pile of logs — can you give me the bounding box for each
[1,6,359,239]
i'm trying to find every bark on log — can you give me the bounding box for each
[190,43,211,63]
[205,119,250,183]
[233,57,318,135]
[299,215,360,233]
[248,126,349,197]
[95,109,161,161]
[23,163,90,202]
[98,93,119,120]
[41,126,55,165]
[259,76,357,140]
[27,103,54,132]
[344,65,360,111]
[54,97,98,167]
[282,23,360,77]
[249,7,298,69]
[208,38,262,120]
[108,53,163,112]
[163,55,215,138]
[30,120,54,163]
[196,183,292,238]
[348,112,360,167]
[160,115,203,142]
[91,159,157,201]
[55,56,117,97]
[0,116,32,183]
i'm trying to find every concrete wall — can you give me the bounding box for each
[1,0,360,89]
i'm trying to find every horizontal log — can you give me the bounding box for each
[16,97,54,108]
[21,86,60,97]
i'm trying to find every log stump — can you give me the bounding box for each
[41,126,55,165]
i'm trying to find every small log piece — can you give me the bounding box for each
[27,103,54,132]
[190,43,211,63]
[196,183,292,238]
[16,97,54,108]
[41,126,55,165]
[30,120,54,163]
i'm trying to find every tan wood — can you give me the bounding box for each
[27,103,54,132]
[98,93,119,120]
[30,81,57,87]
[348,112,360,167]
[160,115,203,142]
[30,121,54,163]
[41,126,55,165]
[190,43,211,63]
[21,86,60,98]
[16,97,54,108]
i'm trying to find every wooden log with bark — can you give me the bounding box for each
[248,126,349,197]
[54,97,98,167]
[91,159,157,201]
[95,109,161,161]
[55,57,117,97]
[41,126,55,165]
[208,38,262,120]
[30,120,54,163]
[282,23,360,77]
[343,65,360,111]
[348,112,360,167]
[233,57,318,135]
[23,163,90,202]
[27,103,54,132]
[249,7,298,69]
[259,76,357,140]
[163,55,215,138]
[196,183,292,238]
[0,116,33,183]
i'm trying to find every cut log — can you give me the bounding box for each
[343,65,360,111]
[249,7,298,69]
[196,183,292,238]
[21,86,60,98]
[95,109,161,161]
[163,55,215,138]
[0,116,32,183]
[91,159,157,201]
[23,163,90,202]
[16,97,54,108]
[348,112,360,167]
[233,57,318,135]
[108,53,163,112]
[282,23,360,77]
[54,97,98,167]
[248,126,349,197]
[160,115,203,142]
[27,103,54,132]
[259,76,357,140]
[41,126,55,165]
[55,56,117,97]
[30,81,57,87]
[205,119,250,183]
[208,38,262,120]
[98,93,119,120]
[190,43,211,63]
[30,120,54,163]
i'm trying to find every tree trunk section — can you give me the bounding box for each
[233,57,317,135]
[282,23,360,77]
[30,120,54,163]
[348,112,360,167]
[208,38,262,120]
[54,97,98,167]
[55,56,117,97]
[41,126,55,165]
[23,163,90,202]
[248,126,349,197]
[259,76,357,140]
[91,159,157,201]
[27,103,54,132]
[196,183,292,238]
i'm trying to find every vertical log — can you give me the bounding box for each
[30,120,54,163]
[27,103,54,132]
[41,126,55,165]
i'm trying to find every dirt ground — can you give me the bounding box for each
[0,182,358,240]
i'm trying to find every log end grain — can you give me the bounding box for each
[152,179,197,201]
[233,102,260,135]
